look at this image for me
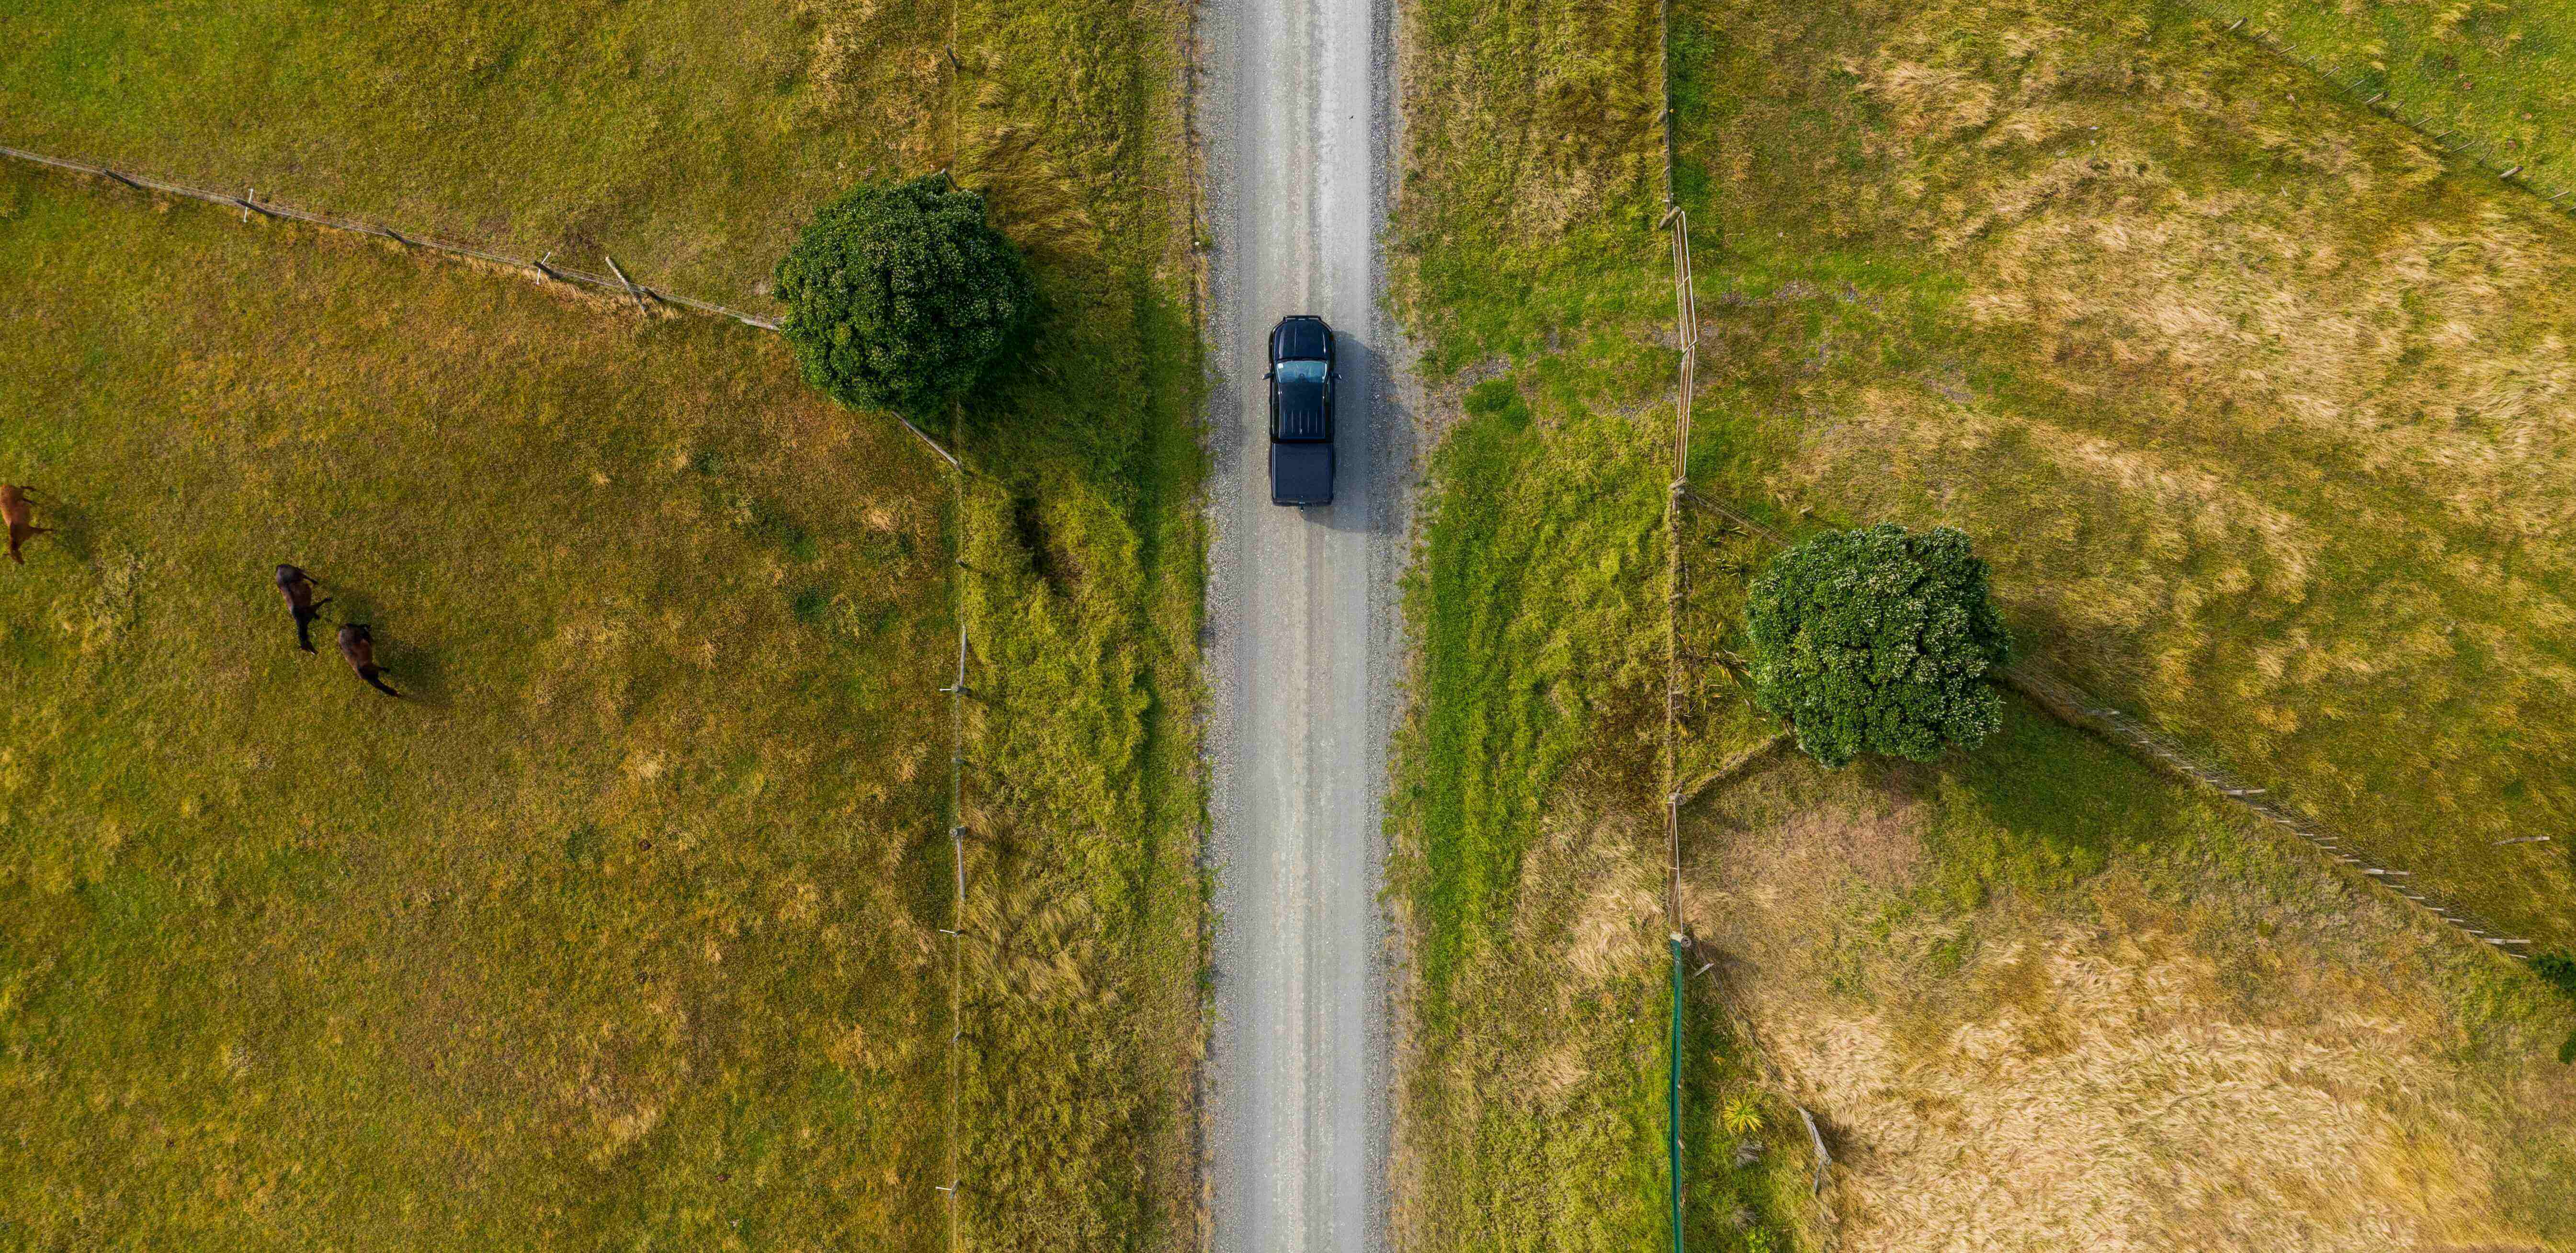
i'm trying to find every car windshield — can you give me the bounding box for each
[1277,359,1328,386]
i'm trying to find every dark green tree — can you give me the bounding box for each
[775,175,1036,420]
[1746,523,2012,768]
[2533,950,2576,1065]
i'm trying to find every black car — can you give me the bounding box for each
[1267,315,1336,507]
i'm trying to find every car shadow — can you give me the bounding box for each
[1312,331,1419,542]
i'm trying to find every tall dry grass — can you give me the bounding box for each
[1680,707,2576,1249]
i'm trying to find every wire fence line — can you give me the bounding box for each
[1654,4,1696,1235]
[0,143,787,332]
[1661,205,1697,940]
[1653,29,1837,1240]
[1,137,986,1242]
[1999,661,2533,955]
[2184,7,2576,221]
[0,143,973,473]
[936,448,972,1253]
[1674,490,2540,961]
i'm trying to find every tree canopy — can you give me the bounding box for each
[1745,523,2012,768]
[775,175,1036,421]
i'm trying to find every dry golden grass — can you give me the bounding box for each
[1849,9,2576,540]
[0,0,955,308]
[0,170,953,1249]
[1681,706,2576,1250]
[0,0,1204,1242]
[1674,0,2576,945]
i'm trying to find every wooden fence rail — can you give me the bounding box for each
[0,144,786,332]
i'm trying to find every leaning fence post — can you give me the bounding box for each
[1800,1107,1831,1197]
[603,252,654,318]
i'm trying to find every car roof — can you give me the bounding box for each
[1274,371,1329,440]
[1272,316,1331,362]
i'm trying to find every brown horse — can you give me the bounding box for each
[337,623,401,698]
[1,485,54,565]
[273,564,332,652]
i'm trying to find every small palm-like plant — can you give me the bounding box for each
[1722,1095,1765,1136]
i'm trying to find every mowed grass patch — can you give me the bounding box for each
[1394,0,1670,374]
[1389,394,1692,1253]
[1673,0,2576,945]
[1390,0,1739,1246]
[2190,0,2576,192]
[0,0,952,307]
[938,0,1206,1247]
[0,170,953,1248]
[1682,701,2576,1249]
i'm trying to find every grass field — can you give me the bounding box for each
[1390,392,1816,1252]
[938,0,1207,1246]
[1671,0,2576,948]
[0,0,951,308]
[2189,0,2576,194]
[0,168,954,1248]
[0,0,1205,1243]
[1385,0,1819,1247]
[1392,0,1668,374]
[1682,701,2576,1249]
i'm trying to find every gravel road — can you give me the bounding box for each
[1201,0,1412,1245]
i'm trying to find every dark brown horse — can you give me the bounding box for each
[1,485,54,565]
[273,564,332,652]
[337,624,401,698]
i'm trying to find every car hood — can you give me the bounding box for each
[1274,319,1331,361]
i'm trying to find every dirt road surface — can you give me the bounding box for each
[1200,0,1411,1246]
